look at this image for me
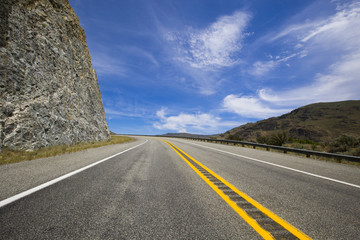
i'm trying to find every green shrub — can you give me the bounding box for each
[328,134,359,153]
[256,132,288,146]
[289,138,318,145]
[268,132,288,146]
[256,135,269,144]
[226,134,243,141]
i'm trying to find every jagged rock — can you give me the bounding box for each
[0,0,110,151]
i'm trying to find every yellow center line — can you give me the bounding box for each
[161,139,311,240]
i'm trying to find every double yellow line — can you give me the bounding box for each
[162,139,311,240]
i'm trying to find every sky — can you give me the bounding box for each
[69,0,360,135]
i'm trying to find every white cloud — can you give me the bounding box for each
[156,108,166,119]
[163,10,251,95]
[224,50,360,119]
[249,60,277,77]
[232,50,360,118]
[259,51,360,106]
[271,2,360,50]
[270,21,317,43]
[301,3,360,45]
[247,1,360,107]
[154,108,241,134]
[223,94,290,119]
[167,11,251,69]
[249,52,305,77]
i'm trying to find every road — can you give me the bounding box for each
[0,136,359,239]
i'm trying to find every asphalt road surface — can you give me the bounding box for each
[0,136,359,239]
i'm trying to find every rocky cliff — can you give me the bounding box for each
[0,0,110,151]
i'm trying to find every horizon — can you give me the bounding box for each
[124,99,360,136]
[69,0,360,135]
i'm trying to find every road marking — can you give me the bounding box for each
[162,139,311,240]
[184,141,360,190]
[0,140,148,208]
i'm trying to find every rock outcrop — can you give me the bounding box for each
[0,0,110,151]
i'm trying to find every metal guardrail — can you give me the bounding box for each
[166,136,360,163]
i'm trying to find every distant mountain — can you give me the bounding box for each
[160,133,211,138]
[219,100,360,143]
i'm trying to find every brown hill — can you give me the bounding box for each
[220,100,360,143]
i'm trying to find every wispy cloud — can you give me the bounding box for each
[227,50,360,117]
[153,108,242,134]
[105,108,144,119]
[163,10,251,95]
[250,2,359,76]
[249,52,306,77]
[259,51,360,106]
[302,3,360,45]
[272,2,360,47]
[249,60,277,77]
[223,94,290,119]
[91,51,127,77]
[240,1,360,113]
[167,11,251,70]
[116,45,159,67]
[173,64,225,95]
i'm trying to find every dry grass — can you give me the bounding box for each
[0,135,133,166]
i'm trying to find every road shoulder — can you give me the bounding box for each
[0,137,145,201]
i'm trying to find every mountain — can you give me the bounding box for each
[160,133,212,138]
[220,101,360,143]
[0,0,110,151]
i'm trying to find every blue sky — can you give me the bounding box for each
[69,0,360,135]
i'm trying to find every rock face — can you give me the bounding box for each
[0,0,110,151]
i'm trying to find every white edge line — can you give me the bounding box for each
[0,139,148,208]
[183,140,360,190]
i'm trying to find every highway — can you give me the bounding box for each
[0,136,359,239]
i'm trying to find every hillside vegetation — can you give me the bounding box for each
[220,101,360,156]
